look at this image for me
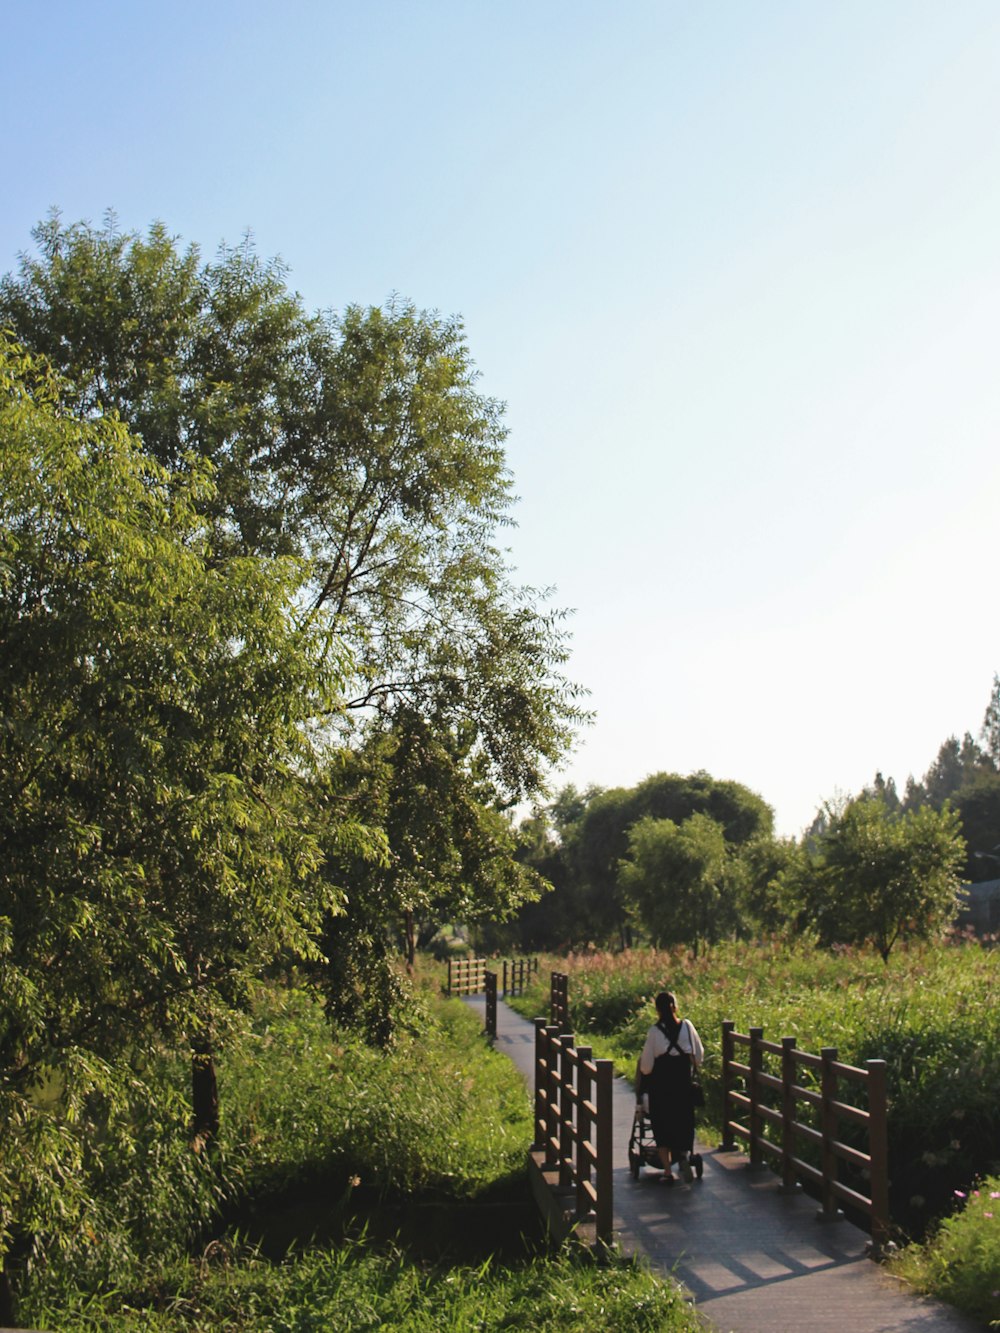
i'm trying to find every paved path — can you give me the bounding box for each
[465,995,979,1333]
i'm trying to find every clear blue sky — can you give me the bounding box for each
[5,1,1000,835]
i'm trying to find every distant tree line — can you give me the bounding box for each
[492,681,1000,963]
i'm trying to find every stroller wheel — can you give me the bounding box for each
[692,1153,703,1180]
[629,1149,640,1180]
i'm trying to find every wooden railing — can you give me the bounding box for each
[502,956,538,996]
[721,1021,890,1256]
[448,957,487,996]
[550,971,569,1028]
[530,1019,614,1247]
[447,956,538,997]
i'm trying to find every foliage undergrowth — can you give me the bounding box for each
[889,1174,1000,1328]
[25,1236,700,1332]
[509,939,1000,1236]
[19,979,700,1331]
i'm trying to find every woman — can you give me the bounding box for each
[638,990,704,1183]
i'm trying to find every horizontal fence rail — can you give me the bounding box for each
[721,1020,890,1256]
[447,956,538,997]
[531,1019,614,1247]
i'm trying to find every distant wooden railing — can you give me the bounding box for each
[448,957,488,996]
[721,1021,890,1257]
[502,956,538,996]
[530,1019,614,1247]
[447,956,538,997]
[550,971,569,1028]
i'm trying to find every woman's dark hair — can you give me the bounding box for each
[654,991,678,1023]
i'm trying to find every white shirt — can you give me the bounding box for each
[639,1018,704,1076]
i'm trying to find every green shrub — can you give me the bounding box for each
[220,982,533,1202]
[890,1174,1000,1327]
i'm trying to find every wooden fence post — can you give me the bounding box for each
[594,1058,614,1247]
[559,1033,576,1187]
[721,1020,735,1150]
[819,1046,840,1221]
[533,1018,546,1150]
[550,971,569,1029]
[543,1025,561,1169]
[484,970,497,1039]
[781,1036,797,1192]
[867,1058,889,1256]
[575,1044,593,1220]
[748,1027,764,1166]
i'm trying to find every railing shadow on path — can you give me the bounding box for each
[463,994,980,1333]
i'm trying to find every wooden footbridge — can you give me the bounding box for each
[463,993,979,1333]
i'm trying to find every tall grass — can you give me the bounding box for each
[25,1238,700,1332]
[19,980,701,1332]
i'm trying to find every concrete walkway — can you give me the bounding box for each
[465,995,980,1333]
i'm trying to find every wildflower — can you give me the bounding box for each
[984,1212,993,1219]
[991,1191,1000,1199]
[954,1190,967,1199]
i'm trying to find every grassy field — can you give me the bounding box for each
[18,979,701,1332]
[506,938,1000,1327]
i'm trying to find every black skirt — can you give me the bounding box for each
[648,1050,695,1156]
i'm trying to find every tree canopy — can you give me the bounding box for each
[0,212,587,1047]
[803,797,966,961]
[0,215,585,807]
[0,334,359,1268]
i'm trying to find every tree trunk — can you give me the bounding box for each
[191,1037,219,1149]
[404,909,416,973]
[0,1264,15,1328]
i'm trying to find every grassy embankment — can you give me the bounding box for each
[18,978,700,1332]
[507,939,1000,1328]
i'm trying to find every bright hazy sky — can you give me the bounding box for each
[5,2,1000,836]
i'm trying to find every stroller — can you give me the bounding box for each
[628,1066,704,1182]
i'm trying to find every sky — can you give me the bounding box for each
[4,1,1000,837]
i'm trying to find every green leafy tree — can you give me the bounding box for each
[805,798,965,962]
[317,711,545,1042]
[728,834,804,936]
[1,217,586,1023]
[0,337,353,1288]
[902,730,993,814]
[0,215,585,810]
[619,812,734,955]
[953,774,1000,881]
[980,673,1000,769]
[554,772,773,949]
